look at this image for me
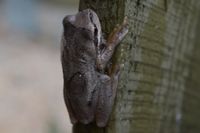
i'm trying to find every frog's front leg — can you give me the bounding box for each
[95,65,120,127]
[97,17,128,70]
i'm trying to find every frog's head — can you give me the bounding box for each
[63,9,101,47]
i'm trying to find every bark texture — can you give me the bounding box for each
[73,0,200,133]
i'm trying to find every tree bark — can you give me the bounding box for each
[73,0,200,133]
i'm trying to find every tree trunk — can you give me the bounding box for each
[73,0,200,133]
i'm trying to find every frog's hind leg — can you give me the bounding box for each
[95,65,120,127]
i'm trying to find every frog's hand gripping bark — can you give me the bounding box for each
[97,17,128,70]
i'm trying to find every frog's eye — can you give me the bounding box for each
[93,25,99,47]
[89,12,93,21]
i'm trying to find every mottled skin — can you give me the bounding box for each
[61,9,128,127]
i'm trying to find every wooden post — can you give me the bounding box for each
[72,0,200,133]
